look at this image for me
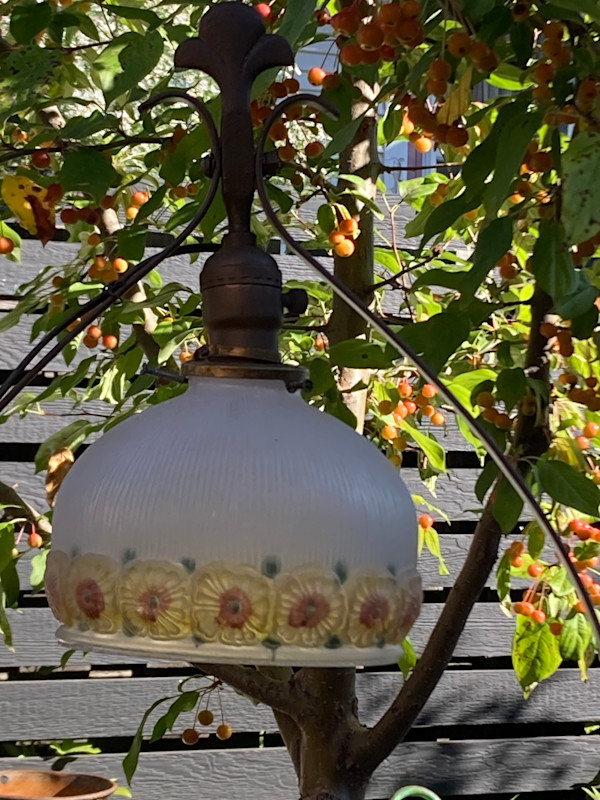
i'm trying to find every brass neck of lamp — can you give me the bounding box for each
[174,2,296,365]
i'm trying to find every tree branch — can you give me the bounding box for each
[0,480,52,535]
[192,663,296,716]
[349,286,553,778]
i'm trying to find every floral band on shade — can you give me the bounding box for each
[45,551,422,651]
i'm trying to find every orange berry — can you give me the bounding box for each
[334,239,355,258]
[544,20,564,40]
[447,31,472,58]
[431,411,445,426]
[422,383,437,398]
[112,257,129,274]
[404,400,417,415]
[181,728,200,745]
[308,66,327,86]
[87,325,102,339]
[495,413,512,430]
[446,126,469,148]
[305,141,324,159]
[179,350,194,363]
[0,237,15,255]
[402,0,421,17]
[421,404,435,418]
[528,562,544,578]
[396,18,423,45]
[328,230,346,245]
[278,144,297,162]
[197,709,214,726]
[216,724,233,740]
[331,8,360,35]
[382,424,399,442]
[411,135,433,153]
[314,333,326,351]
[531,609,546,624]
[27,531,43,548]
[125,206,139,220]
[356,22,384,51]
[339,43,363,66]
[102,334,118,349]
[339,218,359,236]
[87,233,101,246]
[429,58,452,81]
[418,513,434,529]
[549,621,563,635]
[83,334,98,348]
[398,380,413,398]
[584,422,600,438]
[576,435,590,450]
[131,190,150,207]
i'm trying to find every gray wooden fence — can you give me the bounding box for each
[0,204,599,800]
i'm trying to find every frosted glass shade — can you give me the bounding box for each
[47,377,421,666]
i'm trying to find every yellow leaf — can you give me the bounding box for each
[436,66,473,126]
[1,175,56,244]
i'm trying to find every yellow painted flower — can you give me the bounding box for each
[191,562,274,645]
[65,554,120,634]
[344,572,399,647]
[397,574,423,640]
[44,550,71,625]
[274,566,346,647]
[120,561,190,640]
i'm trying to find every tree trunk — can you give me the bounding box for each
[327,77,378,433]
[293,669,367,800]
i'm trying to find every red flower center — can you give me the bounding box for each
[288,593,330,628]
[217,587,253,628]
[138,585,172,622]
[75,578,105,619]
[359,593,390,627]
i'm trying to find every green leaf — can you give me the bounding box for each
[526,522,545,561]
[60,150,120,203]
[484,108,544,217]
[497,550,511,602]
[496,367,527,412]
[0,529,15,577]
[116,228,148,262]
[308,358,336,395]
[536,460,600,517]
[560,613,592,661]
[545,565,573,597]
[512,616,562,696]
[492,478,524,533]
[60,111,118,140]
[34,420,92,473]
[150,690,199,742]
[401,419,446,472]
[411,268,469,292]
[399,311,470,373]
[30,549,48,590]
[104,4,162,28]
[562,131,600,245]
[459,216,513,298]
[104,31,164,106]
[421,193,477,244]
[10,2,52,44]
[476,459,499,502]
[0,588,13,650]
[423,526,449,574]
[530,220,578,301]
[276,0,317,48]
[550,0,600,23]
[398,637,418,679]
[510,21,534,67]
[265,182,293,215]
[317,204,336,234]
[123,696,171,785]
[328,340,393,369]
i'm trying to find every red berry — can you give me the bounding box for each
[0,237,15,255]
[418,513,434,529]
[531,609,546,624]
[584,422,600,438]
[102,334,118,349]
[31,150,51,169]
[528,562,544,578]
[254,3,271,20]
[28,531,43,548]
[422,383,437,398]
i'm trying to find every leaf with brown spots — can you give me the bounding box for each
[46,448,75,507]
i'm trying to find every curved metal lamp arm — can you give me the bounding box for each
[392,788,442,800]
[0,91,221,413]
[255,95,600,647]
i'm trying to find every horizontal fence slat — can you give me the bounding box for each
[0,603,526,669]
[0,736,597,798]
[0,668,597,740]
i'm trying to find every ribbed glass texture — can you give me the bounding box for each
[49,377,420,665]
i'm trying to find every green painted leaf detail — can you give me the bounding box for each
[562,130,600,245]
[512,616,562,696]
[536,460,600,517]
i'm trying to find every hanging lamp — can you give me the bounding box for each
[44,2,421,667]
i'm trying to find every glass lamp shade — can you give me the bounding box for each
[46,377,421,666]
